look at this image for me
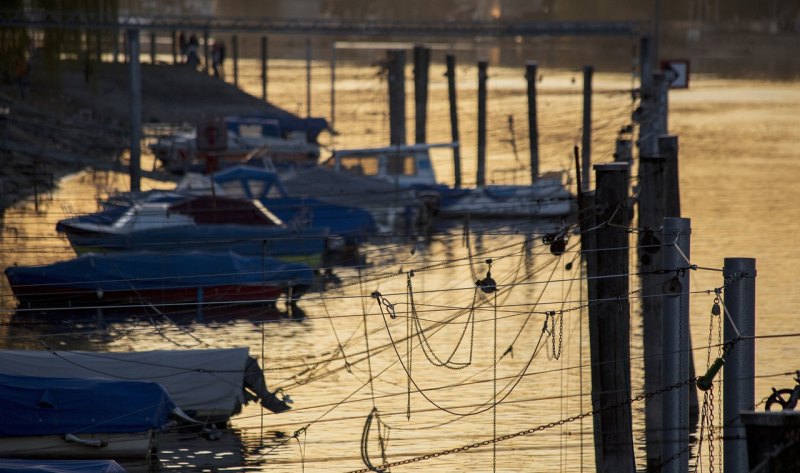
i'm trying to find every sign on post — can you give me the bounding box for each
[660,59,690,89]
[196,117,228,151]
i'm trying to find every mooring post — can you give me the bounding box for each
[203,28,210,73]
[232,34,239,87]
[305,38,312,117]
[661,217,691,473]
[654,72,668,135]
[723,257,756,473]
[387,49,406,145]
[638,154,666,471]
[261,36,268,101]
[446,53,462,188]
[614,139,633,163]
[127,29,142,193]
[581,65,594,191]
[113,30,120,63]
[330,42,336,132]
[659,135,681,218]
[589,162,636,473]
[149,31,156,64]
[638,35,657,158]
[413,45,431,144]
[476,60,488,187]
[171,29,177,64]
[525,61,539,181]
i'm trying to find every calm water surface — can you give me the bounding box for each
[1,59,799,472]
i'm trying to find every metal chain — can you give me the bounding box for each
[345,377,697,473]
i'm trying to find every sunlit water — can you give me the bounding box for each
[1,55,799,472]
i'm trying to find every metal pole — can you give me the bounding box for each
[387,49,406,146]
[149,31,156,64]
[654,72,668,136]
[413,45,430,144]
[659,135,681,218]
[723,258,756,473]
[261,36,268,101]
[171,29,177,64]
[525,61,539,181]
[330,41,336,132]
[476,60,488,187]
[661,217,691,473]
[638,35,656,158]
[305,38,312,117]
[127,29,141,193]
[446,53,462,188]
[232,34,238,87]
[581,65,593,191]
[203,28,209,73]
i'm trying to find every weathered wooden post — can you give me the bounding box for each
[662,217,691,473]
[614,139,633,163]
[305,38,312,117]
[654,72,668,135]
[660,135,681,217]
[476,60,488,187]
[637,35,657,158]
[525,61,539,181]
[638,154,667,471]
[723,258,756,473]
[232,34,239,87]
[387,49,406,146]
[203,28,210,73]
[589,162,636,473]
[581,65,593,191]
[149,31,156,64]
[330,42,336,132]
[413,45,431,144]
[127,29,142,192]
[446,53,462,188]
[261,36,268,101]
[171,29,177,64]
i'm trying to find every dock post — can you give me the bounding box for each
[476,60,488,187]
[127,29,142,193]
[203,28,209,73]
[525,61,539,181]
[659,136,681,218]
[661,217,691,473]
[306,38,312,117]
[446,53,462,188]
[614,139,633,163]
[171,29,177,64]
[723,258,756,473]
[149,31,156,64]
[637,35,657,158]
[232,34,239,87]
[387,49,406,145]
[413,45,430,144]
[261,36,268,101]
[589,162,636,473]
[638,154,666,471]
[654,72,669,135]
[581,65,593,191]
[113,30,120,63]
[330,42,336,132]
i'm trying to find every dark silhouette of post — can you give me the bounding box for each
[261,36,268,101]
[476,60,488,187]
[330,42,336,132]
[232,34,239,87]
[660,135,681,218]
[614,139,633,163]
[149,32,156,64]
[525,61,539,181]
[581,65,593,191]
[588,162,636,473]
[128,29,142,193]
[305,38,312,117]
[387,49,406,145]
[203,28,209,73]
[171,30,177,64]
[413,45,431,144]
[446,53,462,188]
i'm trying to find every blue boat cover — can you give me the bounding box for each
[0,373,175,436]
[0,459,126,473]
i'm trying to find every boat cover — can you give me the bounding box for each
[0,348,252,420]
[0,372,175,436]
[0,459,126,473]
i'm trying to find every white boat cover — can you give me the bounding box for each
[0,348,251,421]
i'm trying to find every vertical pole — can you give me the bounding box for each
[614,139,633,163]
[305,38,312,117]
[446,53,462,188]
[171,29,177,64]
[659,135,681,218]
[476,60,488,187]
[638,36,657,158]
[413,45,430,144]
[330,41,336,132]
[661,217,691,473]
[113,30,119,63]
[128,29,142,193]
[723,257,756,473]
[261,36,268,101]
[638,155,666,471]
[232,34,239,87]
[581,65,593,191]
[149,31,156,64]
[525,61,539,181]
[653,0,662,70]
[203,28,209,74]
[654,72,669,135]
[387,49,406,146]
[588,162,636,473]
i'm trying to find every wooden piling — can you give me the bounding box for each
[413,45,431,144]
[637,36,657,157]
[149,31,156,64]
[387,49,406,146]
[588,162,636,473]
[659,135,681,218]
[261,36,268,101]
[203,28,209,73]
[127,29,142,193]
[232,34,239,87]
[476,60,488,187]
[306,38,312,117]
[330,42,336,132]
[171,29,177,64]
[446,53,462,188]
[525,61,539,181]
[581,65,593,191]
[614,139,633,163]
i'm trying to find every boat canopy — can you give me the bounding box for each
[0,372,175,436]
[0,459,126,473]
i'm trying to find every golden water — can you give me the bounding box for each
[1,56,799,472]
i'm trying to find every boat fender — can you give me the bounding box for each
[476,259,497,294]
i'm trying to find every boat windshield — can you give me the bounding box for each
[386,154,416,176]
[339,155,380,176]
